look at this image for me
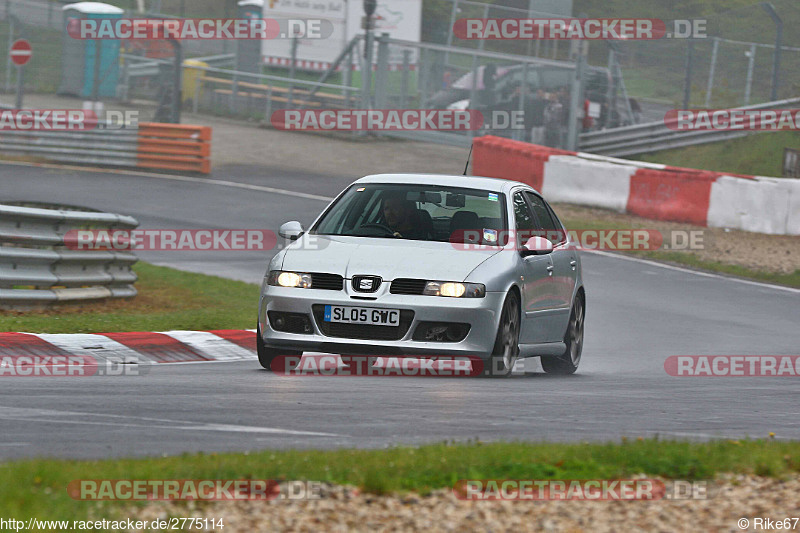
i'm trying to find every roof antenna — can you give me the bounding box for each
[463,144,473,176]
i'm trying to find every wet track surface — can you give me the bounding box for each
[1,163,798,459]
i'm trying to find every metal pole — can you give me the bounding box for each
[5,16,14,93]
[444,0,458,67]
[761,2,782,101]
[92,39,102,102]
[288,35,298,107]
[193,71,200,114]
[374,33,389,109]
[478,4,489,51]
[361,25,373,110]
[467,52,478,143]
[343,46,353,105]
[744,44,756,105]
[516,62,528,141]
[567,42,585,151]
[400,49,411,109]
[170,39,182,123]
[704,37,719,107]
[682,40,694,109]
[14,64,23,108]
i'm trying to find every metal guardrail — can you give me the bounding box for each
[578,97,800,157]
[0,125,140,168]
[0,122,212,173]
[0,204,138,309]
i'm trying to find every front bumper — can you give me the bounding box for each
[258,285,505,359]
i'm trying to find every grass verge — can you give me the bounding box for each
[0,439,797,519]
[0,263,258,333]
[634,250,800,288]
[634,130,800,177]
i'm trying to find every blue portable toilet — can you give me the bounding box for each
[237,0,263,73]
[58,2,124,98]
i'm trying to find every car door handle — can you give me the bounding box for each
[546,265,554,276]
[570,260,577,269]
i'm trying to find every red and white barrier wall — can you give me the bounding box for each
[472,136,800,235]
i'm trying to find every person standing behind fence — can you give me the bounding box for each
[544,93,564,148]
[529,89,547,145]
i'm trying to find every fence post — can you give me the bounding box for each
[762,2,782,101]
[567,42,585,151]
[682,40,695,109]
[444,0,459,67]
[467,51,478,143]
[400,49,411,109]
[744,44,756,105]
[704,37,719,107]
[374,33,389,109]
[193,70,201,114]
[288,35,298,108]
[5,15,14,94]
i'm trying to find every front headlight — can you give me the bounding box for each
[423,281,485,298]
[268,270,312,288]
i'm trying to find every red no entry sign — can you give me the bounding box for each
[10,39,32,67]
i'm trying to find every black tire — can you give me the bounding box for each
[541,294,584,375]
[256,324,300,370]
[485,291,521,377]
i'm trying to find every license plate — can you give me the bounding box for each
[324,305,400,326]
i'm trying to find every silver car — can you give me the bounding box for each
[257,173,585,376]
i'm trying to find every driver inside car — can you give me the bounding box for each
[380,193,431,239]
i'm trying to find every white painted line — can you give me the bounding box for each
[586,250,800,294]
[31,333,154,363]
[160,330,256,361]
[0,160,334,202]
[0,406,342,437]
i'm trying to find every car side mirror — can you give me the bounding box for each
[520,236,553,256]
[279,221,304,240]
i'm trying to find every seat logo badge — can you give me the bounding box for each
[353,276,381,292]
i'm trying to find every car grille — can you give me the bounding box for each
[310,273,344,290]
[311,305,414,341]
[390,278,427,295]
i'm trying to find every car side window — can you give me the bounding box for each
[524,191,562,244]
[513,192,535,247]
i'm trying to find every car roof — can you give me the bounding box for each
[354,173,535,194]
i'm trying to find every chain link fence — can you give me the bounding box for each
[1,0,798,134]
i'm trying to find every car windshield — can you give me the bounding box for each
[312,183,507,245]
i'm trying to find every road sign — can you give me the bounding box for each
[10,39,32,67]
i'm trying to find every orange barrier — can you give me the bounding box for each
[136,123,212,174]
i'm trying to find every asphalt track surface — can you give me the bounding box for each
[1,162,799,460]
